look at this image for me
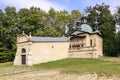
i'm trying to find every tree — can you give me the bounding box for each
[113,7,120,56]
[71,10,83,22]
[115,32,120,57]
[0,6,18,62]
[85,3,116,56]
[114,7,120,25]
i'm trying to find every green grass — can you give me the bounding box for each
[0,62,36,76]
[1,57,120,76]
[35,58,120,75]
[0,62,13,68]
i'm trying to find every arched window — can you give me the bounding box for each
[22,48,26,53]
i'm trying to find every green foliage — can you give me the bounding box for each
[115,32,120,56]
[114,7,120,25]
[71,10,83,21]
[114,7,120,56]
[0,51,15,63]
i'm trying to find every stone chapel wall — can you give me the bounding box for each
[31,42,69,64]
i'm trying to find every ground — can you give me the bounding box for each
[1,57,120,80]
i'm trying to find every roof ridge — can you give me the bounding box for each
[31,36,68,42]
[32,36,65,38]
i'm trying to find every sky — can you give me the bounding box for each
[0,0,120,14]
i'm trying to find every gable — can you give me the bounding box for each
[70,30,85,36]
[70,29,103,38]
[17,35,29,43]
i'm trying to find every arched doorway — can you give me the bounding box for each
[21,48,26,65]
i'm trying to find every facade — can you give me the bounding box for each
[14,20,103,66]
[69,23,103,58]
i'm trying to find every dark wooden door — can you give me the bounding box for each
[22,55,26,65]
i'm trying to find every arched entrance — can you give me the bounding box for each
[21,48,26,65]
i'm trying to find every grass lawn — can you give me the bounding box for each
[35,58,120,75]
[1,57,120,76]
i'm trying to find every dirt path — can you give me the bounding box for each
[1,70,120,80]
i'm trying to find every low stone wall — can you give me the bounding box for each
[69,51,98,58]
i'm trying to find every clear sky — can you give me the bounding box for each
[0,0,120,14]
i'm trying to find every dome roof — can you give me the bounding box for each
[80,24,93,33]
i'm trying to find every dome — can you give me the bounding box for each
[80,24,93,33]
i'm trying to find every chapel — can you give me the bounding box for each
[14,17,103,66]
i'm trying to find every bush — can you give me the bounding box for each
[0,51,15,63]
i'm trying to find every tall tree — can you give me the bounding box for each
[71,10,83,22]
[0,9,5,52]
[114,7,120,25]
[0,6,18,62]
[115,32,120,56]
[114,7,120,56]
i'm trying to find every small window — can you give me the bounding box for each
[81,44,84,47]
[52,46,54,48]
[22,48,26,53]
[90,39,92,46]
[94,39,96,46]
[69,45,72,48]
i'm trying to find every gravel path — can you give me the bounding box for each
[1,70,120,80]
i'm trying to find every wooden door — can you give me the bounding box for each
[21,55,26,65]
